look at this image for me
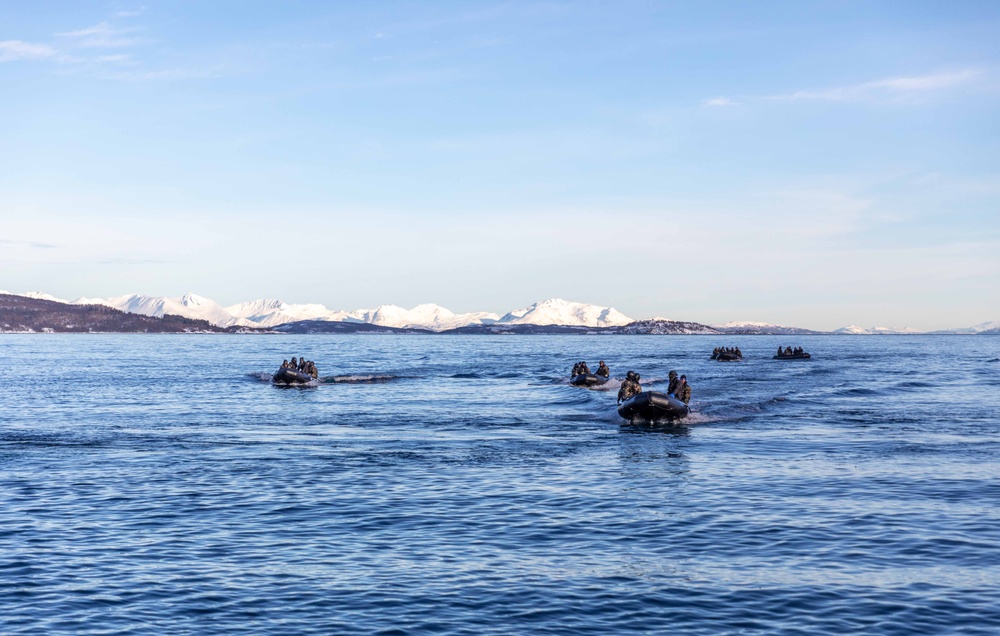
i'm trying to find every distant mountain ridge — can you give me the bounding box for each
[0,290,993,334]
[0,293,251,333]
[833,325,925,335]
[20,292,635,332]
[712,321,824,335]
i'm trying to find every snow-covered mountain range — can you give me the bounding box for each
[1,290,993,334]
[832,325,926,335]
[12,292,632,331]
[712,321,823,335]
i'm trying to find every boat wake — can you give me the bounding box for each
[321,374,397,384]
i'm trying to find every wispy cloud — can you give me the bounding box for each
[0,40,58,62]
[57,21,144,49]
[703,97,738,107]
[706,69,983,107]
[0,13,217,81]
[767,69,981,102]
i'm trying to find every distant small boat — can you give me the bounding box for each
[773,353,811,360]
[570,373,609,387]
[272,367,315,385]
[618,391,689,421]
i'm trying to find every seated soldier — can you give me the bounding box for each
[580,361,591,375]
[596,361,610,377]
[617,371,642,404]
[675,375,692,405]
[667,370,679,395]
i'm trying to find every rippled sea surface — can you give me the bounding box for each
[2,334,999,635]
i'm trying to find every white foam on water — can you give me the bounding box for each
[324,374,396,384]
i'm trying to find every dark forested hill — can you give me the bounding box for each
[0,294,255,333]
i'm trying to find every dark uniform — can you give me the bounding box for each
[667,370,679,395]
[579,362,591,375]
[596,361,610,378]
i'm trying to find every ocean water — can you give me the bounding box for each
[1,334,999,635]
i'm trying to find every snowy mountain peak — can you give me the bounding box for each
[834,325,923,335]
[714,320,781,329]
[226,299,288,315]
[179,292,215,307]
[971,320,1000,332]
[23,291,69,303]
[499,298,632,327]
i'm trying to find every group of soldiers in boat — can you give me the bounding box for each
[280,356,319,379]
[571,360,610,378]
[616,369,691,406]
[776,346,807,357]
[711,346,743,359]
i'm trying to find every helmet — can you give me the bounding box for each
[634,373,641,381]
[669,370,677,378]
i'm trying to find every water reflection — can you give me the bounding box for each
[616,423,692,481]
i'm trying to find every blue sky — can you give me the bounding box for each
[1,1,998,330]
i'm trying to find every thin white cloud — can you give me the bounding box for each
[0,40,58,62]
[768,69,980,102]
[703,97,738,107]
[96,54,133,63]
[56,22,144,48]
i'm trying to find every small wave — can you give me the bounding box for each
[451,372,481,379]
[588,380,621,392]
[836,387,880,396]
[248,372,273,382]
[322,374,396,384]
[682,411,719,425]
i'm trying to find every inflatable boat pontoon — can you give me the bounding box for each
[571,373,609,387]
[618,391,689,421]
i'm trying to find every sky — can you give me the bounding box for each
[1,1,998,331]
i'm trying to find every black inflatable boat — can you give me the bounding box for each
[773,353,811,360]
[715,353,742,362]
[273,367,315,385]
[618,391,689,421]
[571,373,609,387]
